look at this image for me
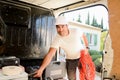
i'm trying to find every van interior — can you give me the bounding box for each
[0,0,120,80]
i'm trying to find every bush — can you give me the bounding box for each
[89,50,100,55]
[88,50,102,72]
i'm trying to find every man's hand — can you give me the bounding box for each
[81,49,88,55]
[33,68,43,78]
[33,48,56,78]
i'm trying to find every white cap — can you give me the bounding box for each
[55,16,68,25]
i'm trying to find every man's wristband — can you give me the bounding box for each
[86,46,89,49]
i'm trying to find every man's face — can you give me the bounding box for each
[56,24,69,36]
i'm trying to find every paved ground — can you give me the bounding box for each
[95,72,101,80]
[95,75,101,80]
[61,69,102,80]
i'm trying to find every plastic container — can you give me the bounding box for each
[0,71,28,80]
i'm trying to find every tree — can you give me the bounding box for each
[91,16,97,26]
[77,14,82,23]
[100,18,104,29]
[85,12,90,25]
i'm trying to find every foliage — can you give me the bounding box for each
[100,31,108,50]
[89,50,102,72]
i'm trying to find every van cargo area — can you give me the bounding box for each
[0,0,59,80]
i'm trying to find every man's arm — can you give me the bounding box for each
[81,34,89,55]
[82,34,89,48]
[34,47,57,77]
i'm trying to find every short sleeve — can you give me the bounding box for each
[76,28,83,37]
[50,35,61,49]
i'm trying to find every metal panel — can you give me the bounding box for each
[0,0,56,59]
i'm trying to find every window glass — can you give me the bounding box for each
[61,5,108,30]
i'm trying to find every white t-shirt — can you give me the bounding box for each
[50,28,84,59]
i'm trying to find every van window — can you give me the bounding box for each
[61,5,108,30]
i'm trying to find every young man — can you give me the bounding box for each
[34,16,89,80]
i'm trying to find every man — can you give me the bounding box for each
[34,16,89,80]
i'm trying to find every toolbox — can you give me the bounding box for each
[45,61,67,80]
